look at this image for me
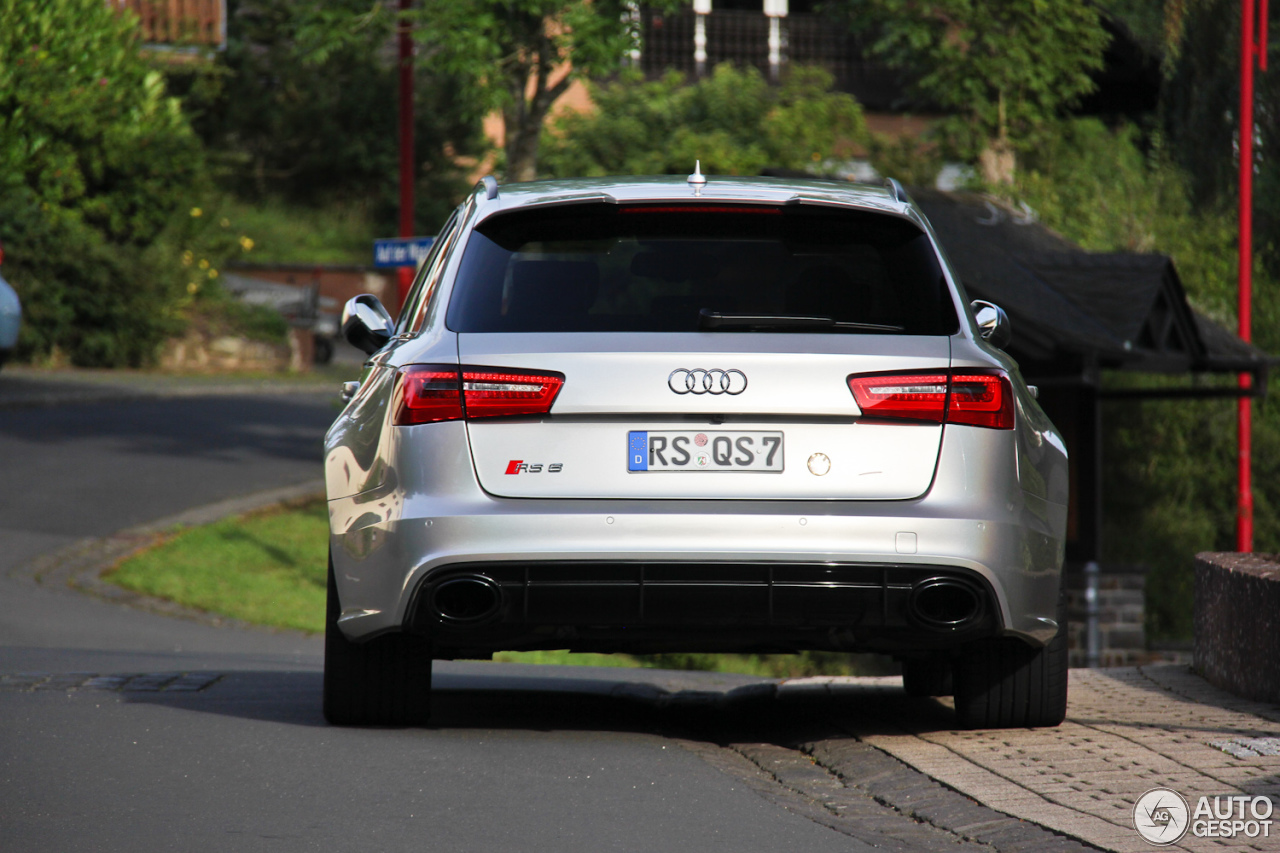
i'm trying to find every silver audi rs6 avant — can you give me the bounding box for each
[325,173,1070,729]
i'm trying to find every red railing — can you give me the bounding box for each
[113,0,224,47]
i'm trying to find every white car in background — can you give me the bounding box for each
[0,243,20,369]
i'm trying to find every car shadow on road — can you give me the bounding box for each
[119,667,960,744]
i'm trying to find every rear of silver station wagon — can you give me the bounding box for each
[323,175,1070,729]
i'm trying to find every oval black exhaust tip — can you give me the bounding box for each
[909,579,983,629]
[432,576,502,623]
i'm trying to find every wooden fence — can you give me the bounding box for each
[112,0,224,47]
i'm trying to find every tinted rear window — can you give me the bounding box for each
[446,203,958,335]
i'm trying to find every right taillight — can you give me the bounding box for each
[947,372,1014,429]
[393,364,565,426]
[847,370,1013,430]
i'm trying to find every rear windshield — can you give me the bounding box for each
[446,203,958,335]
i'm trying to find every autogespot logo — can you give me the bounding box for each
[1133,788,1275,844]
[1133,788,1190,845]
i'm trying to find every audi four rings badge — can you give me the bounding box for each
[668,368,748,395]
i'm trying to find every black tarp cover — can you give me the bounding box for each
[912,189,1269,376]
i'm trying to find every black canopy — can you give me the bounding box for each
[912,189,1270,385]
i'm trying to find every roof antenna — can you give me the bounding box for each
[687,160,707,196]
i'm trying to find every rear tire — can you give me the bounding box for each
[902,658,954,697]
[952,594,1067,729]
[323,556,432,726]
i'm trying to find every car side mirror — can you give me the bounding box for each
[970,300,1012,349]
[341,294,395,355]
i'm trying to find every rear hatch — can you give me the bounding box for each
[460,334,949,499]
[445,200,960,501]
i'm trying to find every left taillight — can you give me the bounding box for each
[393,364,565,426]
[395,366,464,425]
[847,370,1014,430]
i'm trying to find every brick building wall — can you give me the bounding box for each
[1063,565,1149,668]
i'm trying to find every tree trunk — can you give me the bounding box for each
[504,105,542,183]
[979,141,1016,186]
[500,38,572,183]
[980,92,1016,185]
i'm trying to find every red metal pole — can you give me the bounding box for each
[1237,0,1263,552]
[396,0,415,313]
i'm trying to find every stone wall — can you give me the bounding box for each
[159,330,293,373]
[1194,552,1280,704]
[1063,564,1148,667]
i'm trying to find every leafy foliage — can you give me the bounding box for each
[0,0,204,245]
[1157,0,1279,278]
[217,198,380,265]
[541,65,867,178]
[1009,118,1280,639]
[407,0,677,181]
[0,0,221,366]
[0,189,269,366]
[191,0,485,232]
[866,134,943,188]
[0,189,183,366]
[834,0,1110,158]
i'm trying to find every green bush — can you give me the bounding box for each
[217,198,379,265]
[866,134,943,188]
[0,0,204,245]
[0,190,185,367]
[0,0,213,366]
[541,64,866,178]
[189,287,290,346]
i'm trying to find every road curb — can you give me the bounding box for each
[9,479,327,633]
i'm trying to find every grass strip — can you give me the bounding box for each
[107,499,330,633]
[106,499,895,677]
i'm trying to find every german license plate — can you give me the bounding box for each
[627,431,783,472]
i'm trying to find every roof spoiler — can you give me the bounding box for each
[884,177,911,204]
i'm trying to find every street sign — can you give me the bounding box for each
[373,237,435,269]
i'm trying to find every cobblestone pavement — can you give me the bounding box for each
[797,666,1280,853]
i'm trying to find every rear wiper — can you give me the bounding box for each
[698,309,904,333]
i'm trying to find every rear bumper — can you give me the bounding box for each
[329,495,1063,651]
[409,560,999,657]
[327,420,1067,651]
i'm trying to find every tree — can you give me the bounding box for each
[194,0,485,229]
[412,0,668,181]
[833,0,1110,183]
[1156,0,1279,277]
[541,64,867,178]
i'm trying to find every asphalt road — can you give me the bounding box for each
[0,386,1087,853]
[0,389,869,852]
